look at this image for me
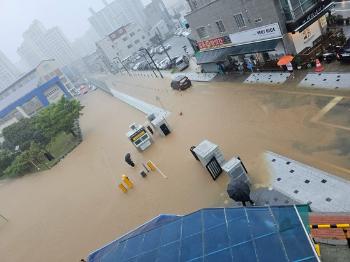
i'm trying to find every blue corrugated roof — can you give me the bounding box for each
[88,206,318,262]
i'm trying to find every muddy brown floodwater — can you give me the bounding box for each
[0,75,349,262]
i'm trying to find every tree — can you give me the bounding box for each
[34,97,83,139]
[2,118,50,152]
[0,150,16,177]
[3,143,44,178]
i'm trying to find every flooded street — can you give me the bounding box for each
[0,76,349,262]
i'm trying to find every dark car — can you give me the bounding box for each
[336,48,350,63]
[171,75,191,91]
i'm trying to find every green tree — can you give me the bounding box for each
[3,143,44,178]
[35,97,83,139]
[0,150,16,177]
[2,118,50,152]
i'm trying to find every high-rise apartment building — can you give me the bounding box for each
[0,51,19,92]
[88,0,147,38]
[17,20,76,69]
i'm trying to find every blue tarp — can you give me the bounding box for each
[88,206,318,262]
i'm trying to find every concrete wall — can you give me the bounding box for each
[185,0,285,41]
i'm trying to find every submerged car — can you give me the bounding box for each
[171,75,191,91]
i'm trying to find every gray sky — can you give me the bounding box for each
[0,0,179,63]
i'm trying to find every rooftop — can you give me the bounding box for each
[88,206,319,262]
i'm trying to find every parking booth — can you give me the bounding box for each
[192,140,225,180]
[126,123,152,151]
[222,157,250,184]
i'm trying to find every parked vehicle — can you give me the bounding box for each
[158,58,171,69]
[156,46,165,54]
[175,56,189,71]
[336,48,350,63]
[174,28,183,36]
[164,44,172,50]
[133,62,141,71]
[79,85,89,95]
[171,75,191,91]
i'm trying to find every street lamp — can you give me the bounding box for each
[139,48,164,79]
[113,56,131,76]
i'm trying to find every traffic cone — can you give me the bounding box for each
[315,59,324,72]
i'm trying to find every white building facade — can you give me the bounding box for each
[0,51,19,92]
[96,23,152,71]
[88,0,147,38]
[17,20,76,70]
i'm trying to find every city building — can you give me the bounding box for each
[88,0,147,38]
[96,23,152,72]
[71,27,100,59]
[17,20,76,70]
[145,0,175,38]
[0,51,19,92]
[82,51,108,74]
[0,60,73,142]
[185,0,334,72]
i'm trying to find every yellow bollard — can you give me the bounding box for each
[147,161,156,171]
[118,183,128,193]
[314,244,321,257]
[122,175,134,188]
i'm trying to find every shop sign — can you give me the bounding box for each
[229,23,282,45]
[109,27,127,41]
[197,36,231,50]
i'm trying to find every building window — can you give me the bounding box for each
[196,26,209,39]
[122,36,128,41]
[215,20,226,33]
[130,32,135,37]
[234,13,245,28]
[127,44,133,49]
[134,39,140,44]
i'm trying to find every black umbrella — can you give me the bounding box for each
[227,179,251,202]
[124,153,135,167]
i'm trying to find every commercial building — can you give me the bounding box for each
[88,0,147,38]
[0,51,19,92]
[0,60,72,142]
[185,0,334,72]
[17,20,76,70]
[96,23,152,72]
[145,0,175,38]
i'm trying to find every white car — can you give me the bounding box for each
[157,46,164,54]
[133,62,141,71]
[158,58,171,69]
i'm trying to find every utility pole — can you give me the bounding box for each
[141,53,157,78]
[113,56,131,76]
[155,28,171,61]
[139,48,163,79]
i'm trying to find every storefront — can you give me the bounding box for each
[285,0,334,54]
[195,23,286,72]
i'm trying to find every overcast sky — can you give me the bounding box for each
[0,0,179,63]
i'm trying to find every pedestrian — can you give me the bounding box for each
[246,60,254,73]
[227,180,255,207]
[286,62,295,79]
[238,63,244,75]
[124,153,135,167]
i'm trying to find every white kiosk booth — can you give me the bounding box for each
[126,123,152,151]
